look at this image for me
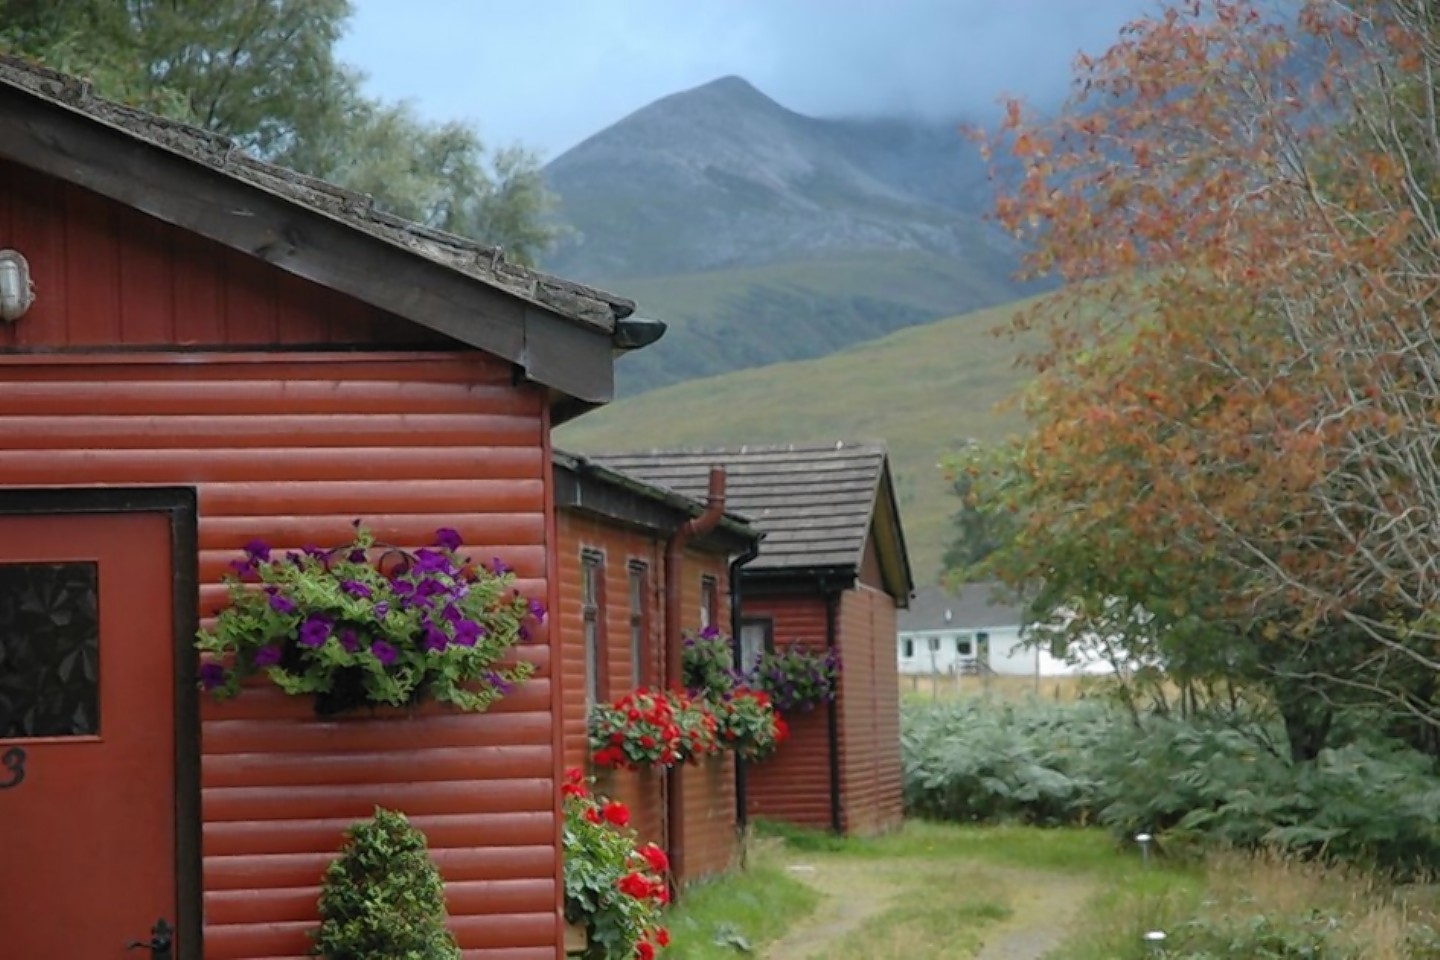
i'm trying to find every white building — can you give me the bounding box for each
[897,583,1105,677]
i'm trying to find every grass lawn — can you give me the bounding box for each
[661,821,1440,959]
[662,821,1194,960]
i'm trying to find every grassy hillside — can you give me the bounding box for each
[609,251,1030,394]
[558,297,1044,583]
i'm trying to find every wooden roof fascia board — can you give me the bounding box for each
[0,69,621,403]
[552,451,759,554]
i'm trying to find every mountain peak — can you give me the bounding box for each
[658,74,783,115]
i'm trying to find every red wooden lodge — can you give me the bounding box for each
[552,450,761,888]
[0,55,669,960]
[592,443,913,837]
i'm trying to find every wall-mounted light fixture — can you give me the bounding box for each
[0,250,34,322]
[0,247,34,322]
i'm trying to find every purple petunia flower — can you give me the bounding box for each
[348,548,368,563]
[370,640,398,666]
[199,662,227,690]
[454,621,484,647]
[298,613,333,648]
[528,599,547,624]
[338,628,361,653]
[267,592,298,615]
[518,624,532,643]
[413,549,450,575]
[490,556,512,576]
[422,623,449,653]
[243,539,271,563]
[414,577,447,600]
[440,603,463,624]
[253,645,283,668]
[700,624,720,640]
[340,579,373,600]
[485,671,513,695]
[373,601,390,619]
[434,527,464,551]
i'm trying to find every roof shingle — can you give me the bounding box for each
[591,441,892,575]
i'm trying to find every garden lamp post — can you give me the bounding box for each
[1135,832,1153,870]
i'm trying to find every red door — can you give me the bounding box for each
[0,511,179,957]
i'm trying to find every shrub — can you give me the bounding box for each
[901,698,1440,874]
[197,524,540,715]
[311,807,459,960]
[900,697,1109,825]
[590,687,720,769]
[712,688,788,760]
[562,769,671,960]
[747,646,841,713]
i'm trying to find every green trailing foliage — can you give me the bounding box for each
[311,807,460,960]
[902,698,1440,875]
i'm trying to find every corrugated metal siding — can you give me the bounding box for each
[0,352,560,960]
[740,593,834,830]
[838,586,903,837]
[0,158,445,350]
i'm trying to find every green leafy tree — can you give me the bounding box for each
[939,441,1022,583]
[0,0,556,263]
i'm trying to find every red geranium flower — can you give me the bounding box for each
[603,801,630,827]
[639,842,669,873]
[656,927,670,947]
[636,941,655,960]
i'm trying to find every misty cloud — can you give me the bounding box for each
[338,0,1152,158]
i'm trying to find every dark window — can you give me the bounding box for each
[628,562,649,687]
[956,636,973,657]
[700,575,718,630]
[0,562,100,738]
[902,638,915,659]
[582,552,607,706]
[739,618,773,674]
[928,636,940,652]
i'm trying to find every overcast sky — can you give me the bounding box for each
[337,1,1153,161]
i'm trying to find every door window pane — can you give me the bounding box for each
[0,562,100,738]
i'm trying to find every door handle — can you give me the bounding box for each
[126,918,173,959]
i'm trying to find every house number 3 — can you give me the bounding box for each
[0,746,25,789]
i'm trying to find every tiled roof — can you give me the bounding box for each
[592,441,896,576]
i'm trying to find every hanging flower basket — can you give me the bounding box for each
[196,523,542,716]
[748,646,842,713]
[712,688,788,761]
[589,687,720,769]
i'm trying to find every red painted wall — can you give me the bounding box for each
[555,510,738,884]
[740,582,902,837]
[838,585,903,836]
[739,592,834,830]
[0,168,561,959]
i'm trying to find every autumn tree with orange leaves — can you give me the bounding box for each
[974,0,1440,744]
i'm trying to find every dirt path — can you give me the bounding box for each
[971,872,1095,960]
[762,859,1095,960]
[761,860,905,960]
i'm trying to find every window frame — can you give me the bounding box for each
[581,550,607,706]
[699,574,719,630]
[627,560,650,687]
